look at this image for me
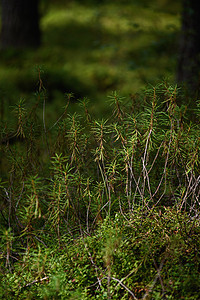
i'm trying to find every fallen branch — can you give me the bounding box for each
[23,276,49,289]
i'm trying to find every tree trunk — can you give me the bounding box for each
[1,0,40,49]
[177,0,200,97]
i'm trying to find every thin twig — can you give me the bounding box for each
[23,276,49,288]
[110,276,138,300]
[142,259,165,299]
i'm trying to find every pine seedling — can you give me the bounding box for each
[48,154,71,241]
[13,98,26,139]
[0,227,14,271]
[107,91,125,122]
[65,113,86,168]
[20,175,42,237]
[92,119,113,216]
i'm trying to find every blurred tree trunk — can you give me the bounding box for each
[177,0,200,97]
[1,0,40,49]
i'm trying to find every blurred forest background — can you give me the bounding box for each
[0,0,181,121]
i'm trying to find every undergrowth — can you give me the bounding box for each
[0,80,200,299]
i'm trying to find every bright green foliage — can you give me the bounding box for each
[0,211,199,299]
[0,82,200,299]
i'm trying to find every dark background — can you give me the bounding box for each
[0,0,182,122]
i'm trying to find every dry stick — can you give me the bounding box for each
[110,276,138,300]
[91,190,112,229]
[131,135,162,209]
[189,190,200,218]
[97,159,111,216]
[115,255,144,287]
[181,172,200,211]
[183,172,200,212]
[143,129,152,165]
[87,275,138,300]
[133,129,158,209]
[115,126,143,205]
[142,259,165,300]
[129,150,134,202]
[152,258,165,293]
[142,142,165,209]
[147,141,164,175]
[84,239,138,299]
[190,175,200,205]
[141,157,152,206]
[47,101,69,132]
[153,139,171,197]
[83,242,106,290]
[179,144,200,211]
[180,170,194,211]
[150,135,172,209]
[4,188,12,228]
[140,129,153,209]
[87,199,141,300]
[33,235,48,248]
[124,130,149,208]
[23,276,49,288]
[121,144,143,205]
[186,174,200,228]
[86,180,92,233]
[86,278,106,290]
[102,159,112,217]
[125,159,130,208]
[119,197,131,223]
[125,130,136,205]
[131,174,143,209]
[6,239,11,271]
[151,168,167,209]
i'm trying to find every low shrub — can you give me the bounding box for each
[0,81,200,299]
